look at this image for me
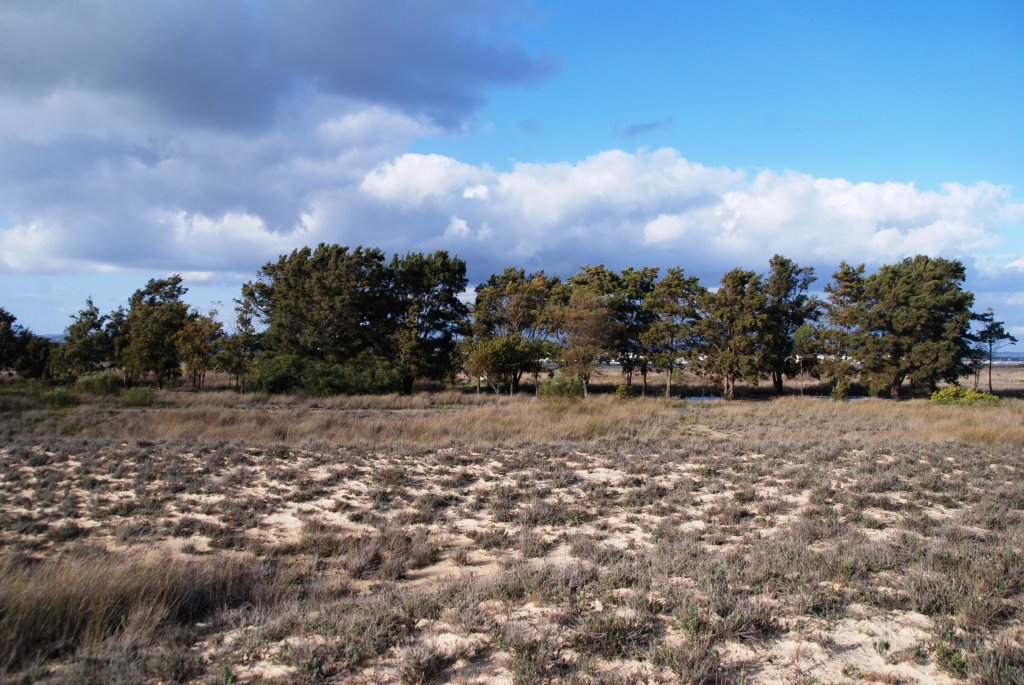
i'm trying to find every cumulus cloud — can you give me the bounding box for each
[0,0,552,278]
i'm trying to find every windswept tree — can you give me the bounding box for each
[856,256,973,399]
[550,288,614,396]
[641,267,704,398]
[0,307,21,371]
[50,297,111,380]
[219,297,262,391]
[121,276,190,388]
[762,255,819,394]
[176,310,224,391]
[242,244,392,363]
[972,308,1018,394]
[698,269,767,400]
[389,251,469,393]
[818,261,866,399]
[468,267,559,393]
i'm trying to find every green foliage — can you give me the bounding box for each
[698,269,768,400]
[388,251,469,392]
[641,267,704,398]
[244,354,401,396]
[49,297,110,380]
[121,276,190,388]
[0,308,53,379]
[615,383,639,399]
[550,288,613,395]
[243,355,305,394]
[242,244,392,362]
[73,370,122,396]
[42,388,78,408]
[121,387,156,407]
[241,245,467,392]
[299,356,402,396]
[464,336,545,394]
[536,374,585,400]
[470,267,559,393]
[855,256,973,399]
[762,255,819,394]
[930,386,1001,406]
[176,311,224,391]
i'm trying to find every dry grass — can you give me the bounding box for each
[3,391,684,447]
[2,370,1023,683]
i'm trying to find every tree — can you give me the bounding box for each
[242,244,392,363]
[550,288,613,396]
[0,307,53,379]
[389,251,469,393]
[122,276,190,388]
[0,307,20,372]
[641,268,705,398]
[973,308,1018,394]
[219,298,262,391]
[698,269,767,400]
[616,267,660,389]
[856,256,973,399]
[176,310,224,391]
[464,336,543,395]
[818,262,866,399]
[470,267,559,393]
[50,297,110,380]
[762,255,819,394]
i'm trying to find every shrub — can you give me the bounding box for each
[244,354,402,396]
[930,387,1001,406]
[615,384,639,399]
[121,387,155,407]
[243,354,305,394]
[42,388,78,408]
[537,374,585,400]
[74,370,122,396]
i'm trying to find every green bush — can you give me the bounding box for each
[73,371,122,396]
[930,386,1001,406]
[537,374,585,400]
[244,355,305,394]
[614,384,639,399]
[121,387,156,407]
[244,354,402,396]
[42,388,78,408]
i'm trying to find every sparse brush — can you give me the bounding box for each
[0,552,279,670]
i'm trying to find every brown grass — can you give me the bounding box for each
[2,373,1024,683]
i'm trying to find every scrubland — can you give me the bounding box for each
[1,372,1022,684]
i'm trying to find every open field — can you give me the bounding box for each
[1,373,1023,683]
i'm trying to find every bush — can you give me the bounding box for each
[73,371,122,396]
[42,388,78,408]
[615,384,639,399]
[121,387,156,407]
[537,374,585,400]
[930,386,1001,406]
[244,354,402,396]
[244,354,305,394]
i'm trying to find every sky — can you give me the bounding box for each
[1,0,1022,344]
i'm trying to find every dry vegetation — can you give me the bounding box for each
[1,370,1022,684]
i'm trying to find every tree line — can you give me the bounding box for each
[0,244,1016,399]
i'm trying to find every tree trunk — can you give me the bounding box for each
[723,376,734,400]
[641,369,648,397]
[664,365,672,399]
[890,382,901,401]
[988,355,994,394]
[772,370,784,395]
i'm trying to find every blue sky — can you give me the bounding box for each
[1,0,1022,342]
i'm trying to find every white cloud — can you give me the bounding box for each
[360,153,490,206]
